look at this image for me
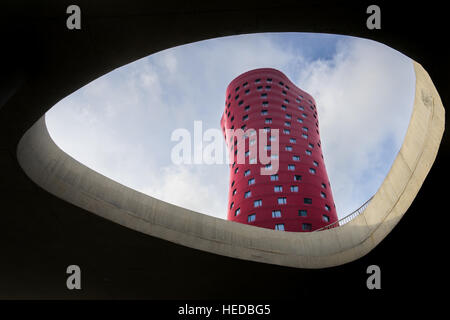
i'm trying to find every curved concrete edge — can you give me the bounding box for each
[16,60,445,269]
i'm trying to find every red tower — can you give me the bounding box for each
[220,68,338,232]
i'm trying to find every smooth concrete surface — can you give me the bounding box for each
[16,61,445,269]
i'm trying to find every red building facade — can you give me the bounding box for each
[220,68,338,232]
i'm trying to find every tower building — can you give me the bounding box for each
[220,68,338,232]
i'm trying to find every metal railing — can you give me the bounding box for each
[313,195,374,232]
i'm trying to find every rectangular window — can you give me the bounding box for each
[254,199,262,207]
[321,192,326,198]
[293,155,300,161]
[265,118,272,124]
[308,143,314,148]
[272,210,282,218]
[284,121,291,127]
[278,197,287,205]
[249,157,256,164]
[261,110,268,115]
[274,185,283,192]
[321,183,326,188]
[325,205,330,211]
[283,129,291,134]
[302,223,312,231]
[248,214,256,222]
[305,150,312,156]
[299,209,307,217]
[271,154,279,159]
[285,114,291,119]
[302,133,308,139]
[269,136,276,141]
[270,174,279,181]
[291,185,299,192]
[288,164,295,171]
[302,127,308,132]
[264,163,272,170]
[285,146,293,151]
[261,93,267,98]
[323,215,330,223]
[297,117,303,123]
[248,178,255,185]
[244,191,251,198]
[235,208,240,216]
[304,198,312,204]
[289,138,296,143]
[243,115,248,121]
[294,175,302,181]
[275,223,285,231]
[309,168,316,174]
[244,169,251,176]
[298,106,304,111]
[230,202,234,209]
[265,145,271,151]
[281,105,287,110]
[232,189,237,196]
[244,105,250,111]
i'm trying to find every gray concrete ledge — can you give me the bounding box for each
[16,61,445,269]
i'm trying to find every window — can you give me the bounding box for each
[245,105,250,111]
[232,189,237,196]
[235,94,239,100]
[261,109,268,115]
[305,150,312,156]
[293,155,300,161]
[321,183,327,189]
[284,99,290,104]
[297,118,303,123]
[264,127,270,132]
[235,86,240,92]
[234,167,239,174]
[265,85,271,90]
[250,139,256,146]
[238,100,244,106]
[248,214,256,222]
[298,106,304,111]
[248,178,255,185]
[302,133,308,139]
[281,104,287,110]
[243,81,248,87]
[302,113,307,118]
[272,210,282,218]
[257,85,263,91]
[235,208,240,216]
[271,154,279,159]
[288,164,295,171]
[255,78,261,83]
[262,101,269,106]
[289,138,296,143]
[265,118,272,124]
[230,202,234,209]
[302,127,308,132]
[309,168,316,174]
[282,90,287,95]
[321,192,327,198]
[283,129,291,134]
[264,145,271,151]
[242,115,248,121]
[294,175,302,181]
[278,81,284,86]
[278,197,287,205]
[323,215,330,223]
[244,169,251,176]
[270,174,279,181]
[296,98,301,103]
[284,121,291,127]
[254,199,262,207]
[274,185,283,192]
[325,205,331,211]
[231,181,235,187]
[308,143,314,148]
[230,116,234,122]
[285,114,291,119]
[244,191,251,198]
[269,136,276,141]
[266,78,272,83]
[264,163,272,170]
[302,223,312,231]
[285,146,293,151]
[261,93,267,98]
[313,160,319,167]
[299,209,307,217]
[304,198,312,204]
[245,150,250,157]
[275,224,285,231]
[291,185,299,192]
[249,157,256,164]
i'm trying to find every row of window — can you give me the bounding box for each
[230,197,331,211]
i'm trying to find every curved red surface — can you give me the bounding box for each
[220,68,338,232]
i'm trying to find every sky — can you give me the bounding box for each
[45,32,415,220]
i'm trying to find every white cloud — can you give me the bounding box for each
[46,33,415,221]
